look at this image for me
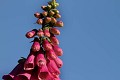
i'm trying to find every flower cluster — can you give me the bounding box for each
[2,0,64,80]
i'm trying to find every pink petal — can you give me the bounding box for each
[38,65,49,79]
[54,57,63,68]
[24,51,35,70]
[47,59,60,78]
[35,51,46,67]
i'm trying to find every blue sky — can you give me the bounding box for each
[0,0,120,80]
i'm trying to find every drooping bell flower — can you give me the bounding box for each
[2,62,24,80]
[45,17,51,23]
[36,19,43,25]
[44,27,51,37]
[35,51,46,67]
[54,14,61,18]
[53,45,63,56]
[14,70,32,80]
[37,29,44,37]
[43,39,52,51]
[54,57,63,68]
[46,49,57,60]
[31,38,40,52]
[24,51,36,70]
[51,17,57,24]
[55,21,64,27]
[50,36,59,45]
[42,11,48,17]
[34,12,41,18]
[50,27,60,35]
[47,59,60,78]
[38,65,49,79]
[25,29,37,38]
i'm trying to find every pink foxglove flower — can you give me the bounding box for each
[25,29,37,38]
[37,29,44,37]
[2,62,24,80]
[38,65,49,79]
[53,45,63,56]
[46,49,57,60]
[50,27,60,35]
[54,57,63,68]
[44,28,50,37]
[31,39,40,52]
[43,39,52,51]
[14,70,32,80]
[50,36,59,45]
[47,59,60,78]
[24,52,35,70]
[35,52,46,67]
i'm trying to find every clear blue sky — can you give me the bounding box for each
[0,0,120,80]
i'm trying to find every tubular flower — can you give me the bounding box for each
[35,51,46,67]
[3,0,64,80]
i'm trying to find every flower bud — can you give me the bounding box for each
[44,28,50,37]
[34,12,41,18]
[53,45,63,56]
[50,36,59,45]
[55,21,64,27]
[31,39,40,52]
[36,19,43,25]
[45,17,51,23]
[51,17,57,24]
[50,28,60,35]
[42,11,48,17]
[54,57,63,68]
[54,14,61,18]
[25,29,37,38]
[49,11,55,16]
[53,10,59,14]
[46,49,57,60]
[37,29,44,37]
[43,39,52,51]
[41,5,47,10]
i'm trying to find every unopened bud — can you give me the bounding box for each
[36,19,43,25]
[37,29,44,37]
[42,11,48,17]
[49,11,55,16]
[45,17,51,23]
[55,21,64,27]
[54,14,61,18]
[26,29,37,38]
[34,12,41,18]
[51,17,57,24]
[50,28,60,35]
[44,28,50,37]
